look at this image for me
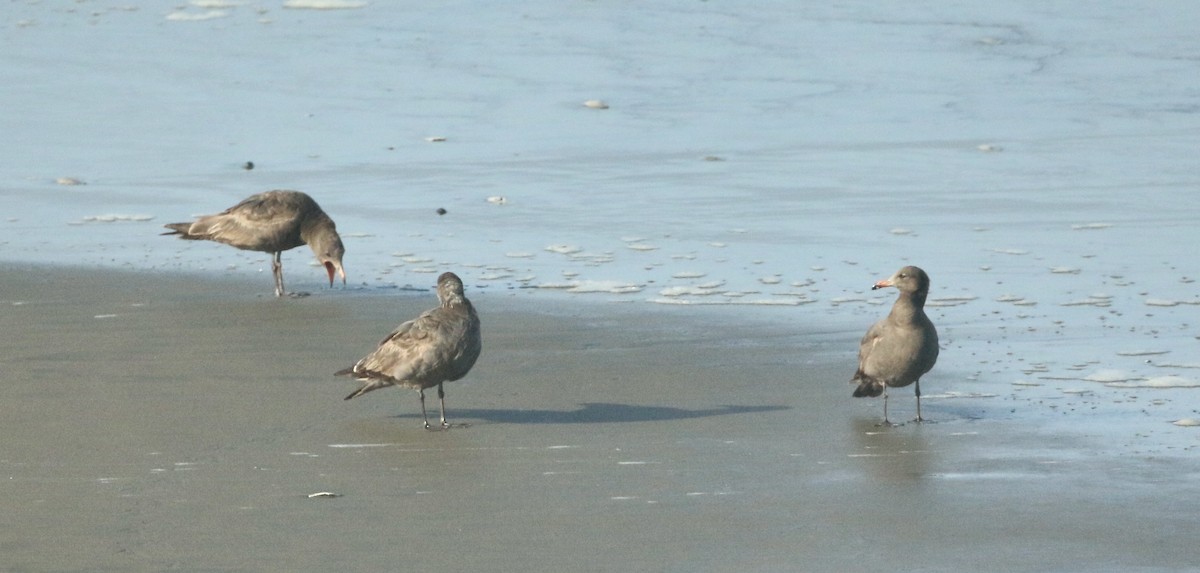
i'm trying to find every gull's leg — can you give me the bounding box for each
[914,379,924,423]
[418,388,432,430]
[881,385,892,426]
[272,251,285,297]
[437,382,449,429]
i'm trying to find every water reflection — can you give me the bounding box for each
[848,417,932,484]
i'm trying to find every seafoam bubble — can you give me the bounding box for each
[505,252,535,259]
[1050,267,1081,274]
[773,293,818,304]
[569,252,615,264]
[1072,223,1112,230]
[924,391,999,399]
[1154,362,1200,369]
[759,276,782,285]
[283,0,368,9]
[1061,296,1112,307]
[659,285,724,297]
[56,177,86,185]
[649,297,806,307]
[1116,350,1170,357]
[977,144,1003,152]
[1144,299,1178,307]
[672,271,707,279]
[486,196,507,205]
[1172,418,1200,427]
[545,244,582,255]
[990,248,1029,255]
[927,295,977,307]
[166,9,229,20]
[1145,298,1200,307]
[996,294,1026,302]
[583,99,609,109]
[889,228,913,235]
[80,214,155,223]
[1083,369,1140,383]
[564,281,643,294]
[626,243,658,251]
[1107,376,1200,389]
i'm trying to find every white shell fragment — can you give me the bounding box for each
[308,491,341,498]
[583,99,609,109]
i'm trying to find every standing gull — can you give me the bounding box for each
[851,266,939,425]
[337,272,482,430]
[162,190,346,297]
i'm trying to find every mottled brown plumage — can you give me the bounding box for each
[337,272,482,430]
[851,266,939,425]
[162,190,346,297]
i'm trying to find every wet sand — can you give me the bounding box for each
[2,266,1197,572]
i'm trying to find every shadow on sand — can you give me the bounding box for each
[390,402,790,425]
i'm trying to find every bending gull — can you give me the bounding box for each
[162,190,346,297]
[851,265,939,425]
[337,272,483,430]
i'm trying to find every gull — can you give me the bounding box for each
[162,190,346,297]
[337,272,482,430]
[851,266,939,425]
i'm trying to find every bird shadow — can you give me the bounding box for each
[389,402,790,425]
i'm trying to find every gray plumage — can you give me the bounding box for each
[337,272,482,430]
[851,265,939,425]
[162,190,346,297]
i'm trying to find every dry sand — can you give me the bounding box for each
[1,265,1196,572]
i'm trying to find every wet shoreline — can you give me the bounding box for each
[2,265,1197,572]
